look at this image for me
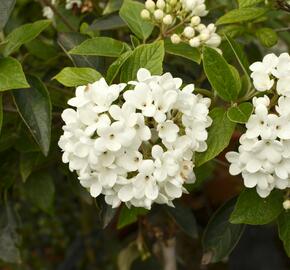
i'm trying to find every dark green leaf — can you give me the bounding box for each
[119,0,154,40]
[219,25,246,39]
[277,211,290,257]
[117,206,148,229]
[166,203,198,238]
[24,170,55,214]
[120,41,164,82]
[216,8,267,25]
[196,108,236,167]
[164,39,201,64]
[238,0,264,8]
[58,32,100,69]
[13,75,52,156]
[0,57,29,91]
[90,12,127,31]
[230,189,284,225]
[106,51,132,84]
[69,36,129,57]
[96,197,117,229]
[256,27,278,48]
[103,0,123,14]
[3,20,51,56]
[203,46,239,101]
[0,0,15,30]
[20,151,43,182]
[202,198,245,264]
[0,202,21,264]
[54,67,102,87]
[227,102,253,123]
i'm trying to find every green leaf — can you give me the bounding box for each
[216,8,267,25]
[106,51,132,84]
[3,19,51,56]
[256,27,278,48]
[90,13,127,31]
[166,203,198,238]
[238,0,264,8]
[218,25,246,39]
[0,0,15,30]
[227,102,253,123]
[225,36,250,77]
[24,170,55,214]
[117,206,148,229]
[278,211,290,257]
[20,152,43,182]
[58,32,100,69]
[229,65,242,95]
[0,95,3,135]
[103,0,123,14]
[202,198,245,264]
[196,108,236,167]
[54,67,102,87]
[0,57,29,91]
[0,202,21,264]
[120,41,164,82]
[69,36,129,57]
[203,46,239,101]
[120,0,154,40]
[230,189,284,225]
[164,39,201,64]
[13,75,52,156]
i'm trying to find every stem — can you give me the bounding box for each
[38,0,77,32]
[161,238,177,270]
[275,26,290,32]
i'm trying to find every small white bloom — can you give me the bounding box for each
[171,34,181,44]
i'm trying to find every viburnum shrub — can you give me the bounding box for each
[0,0,290,269]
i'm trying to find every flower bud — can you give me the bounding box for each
[194,4,207,16]
[141,9,151,20]
[199,30,210,41]
[283,199,290,210]
[145,0,155,11]
[183,26,195,38]
[156,0,166,9]
[190,16,201,26]
[154,9,164,20]
[163,14,173,25]
[207,23,216,33]
[205,33,221,47]
[195,23,206,32]
[169,0,177,5]
[171,34,181,44]
[189,37,200,47]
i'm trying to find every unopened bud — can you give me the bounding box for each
[171,34,181,44]
[156,0,166,9]
[183,26,195,38]
[154,9,164,20]
[190,16,201,26]
[163,14,173,25]
[189,37,200,47]
[283,199,290,210]
[141,9,151,19]
[145,0,155,11]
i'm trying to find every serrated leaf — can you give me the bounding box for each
[256,27,278,48]
[0,0,15,30]
[166,203,198,238]
[203,46,239,101]
[106,51,132,84]
[227,102,253,123]
[13,75,52,156]
[164,39,201,64]
[196,108,236,167]
[3,19,51,56]
[24,170,55,214]
[120,41,164,82]
[0,57,29,91]
[238,0,264,8]
[54,67,102,87]
[120,0,154,40]
[69,36,129,57]
[230,189,283,225]
[216,8,267,25]
[202,198,245,264]
[0,202,21,264]
[277,211,290,257]
[117,206,148,229]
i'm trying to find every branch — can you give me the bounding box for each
[276,0,290,12]
[161,238,177,270]
[38,0,77,32]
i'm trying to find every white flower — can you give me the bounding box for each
[65,0,82,10]
[59,69,212,209]
[171,34,181,44]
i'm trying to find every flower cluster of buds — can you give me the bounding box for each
[226,53,290,198]
[141,0,221,48]
[59,68,212,209]
[43,0,82,19]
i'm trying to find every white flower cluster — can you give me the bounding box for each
[226,53,290,198]
[250,53,290,93]
[59,68,212,209]
[43,0,82,19]
[141,0,221,48]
